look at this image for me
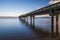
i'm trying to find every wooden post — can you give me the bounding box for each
[56,14,59,36]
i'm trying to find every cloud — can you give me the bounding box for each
[49,0,60,4]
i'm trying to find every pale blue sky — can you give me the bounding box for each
[0,0,50,17]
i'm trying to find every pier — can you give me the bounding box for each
[19,2,60,36]
[1,0,60,40]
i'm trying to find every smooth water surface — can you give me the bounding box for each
[28,17,51,33]
[0,18,40,40]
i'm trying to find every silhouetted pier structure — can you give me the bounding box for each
[19,2,60,36]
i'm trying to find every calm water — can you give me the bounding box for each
[0,18,41,40]
[35,18,51,33]
[27,17,51,33]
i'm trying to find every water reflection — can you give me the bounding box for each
[0,18,41,40]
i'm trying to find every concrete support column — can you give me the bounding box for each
[59,14,60,33]
[56,14,59,36]
[30,16,33,27]
[50,11,54,36]
[51,14,54,35]
[24,17,25,21]
[27,17,28,24]
[23,17,26,23]
[32,16,35,28]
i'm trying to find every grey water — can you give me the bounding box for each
[0,17,54,40]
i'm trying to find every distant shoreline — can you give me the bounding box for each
[0,16,60,18]
[0,17,19,18]
[0,16,18,18]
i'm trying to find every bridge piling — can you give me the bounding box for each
[32,16,35,28]
[51,14,54,36]
[26,17,28,25]
[30,16,33,27]
[50,11,54,36]
[56,14,59,36]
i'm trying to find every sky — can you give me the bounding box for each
[0,0,59,17]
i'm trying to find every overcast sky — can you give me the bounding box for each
[0,0,59,17]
